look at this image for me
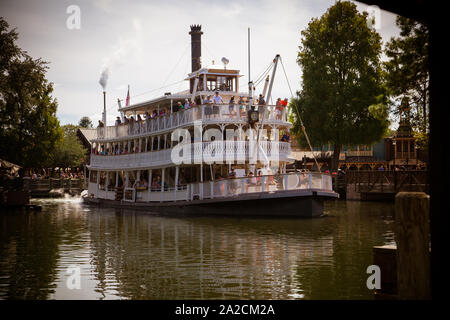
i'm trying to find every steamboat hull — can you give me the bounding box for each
[82,189,338,218]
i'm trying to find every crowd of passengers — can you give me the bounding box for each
[115,167,290,192]
[95,93,289,128]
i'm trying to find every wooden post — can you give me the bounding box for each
[373,245,398,298]
[395,192,431,299]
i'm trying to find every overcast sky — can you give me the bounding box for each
[1,0,401,126]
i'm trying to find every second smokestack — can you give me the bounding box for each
[189,25,202,94]
[189,24,203,73]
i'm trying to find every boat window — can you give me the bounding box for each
[89,171,97,183]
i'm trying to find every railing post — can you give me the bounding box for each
[283,174,288,190]
[224,180,228,196]
[261,176,266,192]
[199,182,204,200]
[210,181,214,199]
[309,173,313,189]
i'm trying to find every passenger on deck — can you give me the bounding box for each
[204,95,213,119]
[256,171,262,185]
[238,96,245,116]
[212,91,224,104]
[212,91,223,119]
[258,94,266,106]
[136,179,148,189]
[257,95,266,118]
[276,98,283,120]
[228,96,235,116]
[152,176,160,190]
[115,117,121,126]
[247,172,256,185]
[281,132,290,142]
[228,167,236,179]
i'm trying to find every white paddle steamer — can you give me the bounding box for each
[83,25,338,217]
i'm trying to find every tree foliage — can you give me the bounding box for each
[0,17,62,168]
[291,1,389,169]
[51,124,86,168]
[78,116,93,128]
[384,16,429,133]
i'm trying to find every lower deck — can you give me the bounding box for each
[85,171,338,217]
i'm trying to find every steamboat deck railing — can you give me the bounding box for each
[88,172,333,203]
[89,141,291,170]
[188,172,333,201]
[96,104,289,141]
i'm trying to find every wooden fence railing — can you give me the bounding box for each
[345,170,428,193]
[23,178,84,196]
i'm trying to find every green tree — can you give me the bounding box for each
[291,1,389,170]
[51,124,86,168]
[0,17,62,168]
[384,16,429,133]
[78,116,93,128]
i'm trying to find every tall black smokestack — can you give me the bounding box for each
[189,25,202,93]
[190,25,202,72]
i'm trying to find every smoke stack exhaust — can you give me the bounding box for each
[189,25,202,93]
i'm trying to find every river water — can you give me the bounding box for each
[0,197,395,300]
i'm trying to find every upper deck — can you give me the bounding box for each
[95,101,291,142]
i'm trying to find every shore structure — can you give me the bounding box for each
[83,25,338,217]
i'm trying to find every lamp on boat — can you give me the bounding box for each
[248,105,259,128]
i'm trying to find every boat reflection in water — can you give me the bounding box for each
[0,198,394,299]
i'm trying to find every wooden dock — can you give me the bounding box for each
[22,178,84,198]
[343,170,428,201]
